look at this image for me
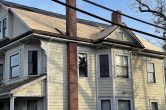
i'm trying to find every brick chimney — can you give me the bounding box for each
[66,0,78,110]
[112,11,122,25]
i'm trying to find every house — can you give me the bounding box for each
[0,0,166,110]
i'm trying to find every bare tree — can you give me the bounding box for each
[133,0,166,49]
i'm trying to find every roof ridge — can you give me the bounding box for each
[0,0,110,28]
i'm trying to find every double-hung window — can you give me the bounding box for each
[147,62,156,83]
[10,53,20,78]
[78,53,88,77]
[118,100,131,110]
[28,50,38,75]
[0,17,7,38]
[0,64,3,82]
[115,55,129,78]
[99,54,110,77]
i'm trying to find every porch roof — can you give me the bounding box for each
[0,74,46,97]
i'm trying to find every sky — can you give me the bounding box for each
[5,0,162,46]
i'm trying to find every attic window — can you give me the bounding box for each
[0,17,7,38]
[117,32,124,41]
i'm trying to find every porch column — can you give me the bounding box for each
[10,96,15,110]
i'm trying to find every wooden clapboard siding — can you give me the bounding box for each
[78,46,97,110]
[132,55,166,110]
[47,41,67,110]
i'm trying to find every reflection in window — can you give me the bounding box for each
[99,54,109,77]
[10,53,20,78]
[79,53,88,77]
[115,55,129,78]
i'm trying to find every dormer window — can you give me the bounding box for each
[0,17,7,39]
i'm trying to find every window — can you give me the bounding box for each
[147,62,156,83]
[118,100,131,110]
[2,18,7,37]
[78,53,88,77]
[0,64,3,82]
[151,102,158,110]
[99,54,109,77]
[101,99,111,110]
[28,51,38,75]
[10,53,20,78]
[27,100,37,110]
[115,55,129,78]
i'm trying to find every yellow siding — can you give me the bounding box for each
[13,80,44,97]
[133,55,166,110]
[47,42,67,110]
[78,47,97,110]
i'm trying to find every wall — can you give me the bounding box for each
[132,55,166,110]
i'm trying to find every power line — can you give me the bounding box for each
[83,0,166,30]
[51,0,166,41]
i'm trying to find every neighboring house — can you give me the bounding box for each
[0,1,166,110]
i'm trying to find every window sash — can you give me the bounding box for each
[118,100,131,110]
[147,63,155,83]
[101,100,111,110]
[78,53,88,77]
[115,55,129,78]
[99,54,109,77]
[151,102,158,110]
[28,51,38,75]
[10,53,19,78]
[2,18,7,37]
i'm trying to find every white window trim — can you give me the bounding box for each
[78,52,89,78]
[9,51,20,79]
[99,97,113,110]
[149,99,159,110]
[0,16,8,39]
[97,50,112,78]
[114,53,131,79]
[26,48,41,76]
[147,61,156,84]
[116,98,133,110]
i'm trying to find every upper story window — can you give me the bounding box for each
[115,55,129,78]
[28,50,38,75]
[118,100,131,110]
[0,17,7,38]
[10,53,20,78]
[147,62,156,83]
[0,64,3,83]
[78,53,88,77]
[99,54,110,77]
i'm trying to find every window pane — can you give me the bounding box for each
[118,100,131,110]
[148,63,155,73]
[11,54,19,67]
[27,100,37,110]
[116,55,128,66]
[116,66,128,78]
[99,54,109,77]
[79,53,88,77]
[2,18,7,37]
[148,73,155,82]
[11,66,19,78]
[28,51,38,75]
[101,100,111,110]
[151,102,158,110]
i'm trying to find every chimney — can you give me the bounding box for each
[66,0,78,110]
[112,11,122,25]
[66,0,77,36]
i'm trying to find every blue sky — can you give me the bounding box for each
[5,0,162,45]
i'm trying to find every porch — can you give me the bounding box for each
[0,75,46,110]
